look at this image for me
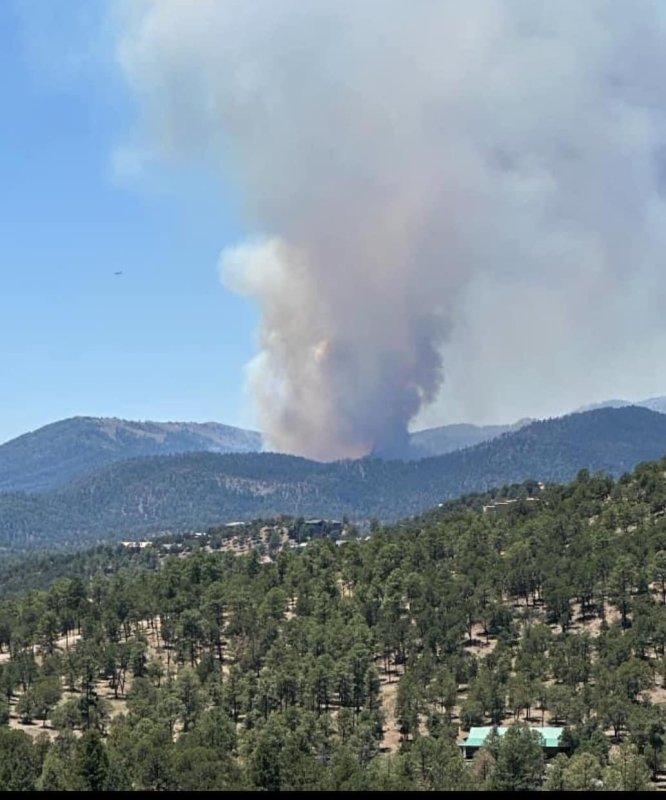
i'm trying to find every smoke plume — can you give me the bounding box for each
[116,1,666,460]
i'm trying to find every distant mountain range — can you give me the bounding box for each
[0,415,536,494]
[406,418,532,458]
[4,398,661,496]
[0,417,262,493]
[576,395,666,415]
[2,406,666,554]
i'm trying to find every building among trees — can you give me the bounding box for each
[459,726,565,759]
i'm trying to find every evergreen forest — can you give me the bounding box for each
[2,459,666,790]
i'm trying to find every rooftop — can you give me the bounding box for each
[460,726,564,749]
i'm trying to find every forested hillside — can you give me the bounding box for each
[0,417,262,493]
[1,458,666,790]
[2,407,666,555]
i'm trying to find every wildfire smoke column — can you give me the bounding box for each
[117,1,666,459]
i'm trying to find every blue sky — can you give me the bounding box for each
[0,1,258,444]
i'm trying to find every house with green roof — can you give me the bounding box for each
[459,726,565,758]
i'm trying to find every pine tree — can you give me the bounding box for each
[75,729,109,792]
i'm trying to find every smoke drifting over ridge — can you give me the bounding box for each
[117,1,666,460]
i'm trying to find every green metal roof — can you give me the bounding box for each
[460,726,564,749]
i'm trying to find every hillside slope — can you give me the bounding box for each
[0,416,262,492]
[2,406,666,553]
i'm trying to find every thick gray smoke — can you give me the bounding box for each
[116,1,666,460]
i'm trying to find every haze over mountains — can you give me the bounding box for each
[2,406,666,555]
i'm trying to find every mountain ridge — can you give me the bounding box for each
[2,406,666,554]
[0,416,263,493]
[2,398,665,496]
[405,418,532,458]
[0,414,537,493]
[576,394,666,414]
